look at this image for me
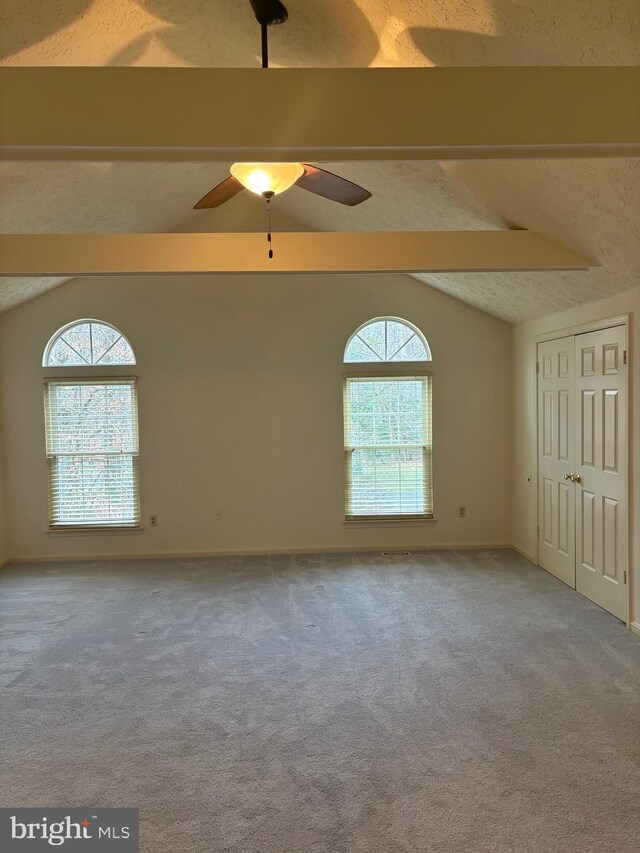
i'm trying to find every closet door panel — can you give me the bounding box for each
[574,326,627,621]
[537,337,576,587]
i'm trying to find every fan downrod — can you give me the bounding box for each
[249,1,289,68]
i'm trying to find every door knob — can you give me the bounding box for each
[572,474,582,484]
[564,473,573,480]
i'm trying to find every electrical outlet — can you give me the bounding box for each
[214,507,223,521]
[457,505,467,519]
[149,515,158,527]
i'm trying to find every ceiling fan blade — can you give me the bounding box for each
[296,165,372,206]
[193,176,244,209]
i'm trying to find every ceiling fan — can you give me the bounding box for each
[193,0,372,211]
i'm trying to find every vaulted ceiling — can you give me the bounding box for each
[1,0,638,321]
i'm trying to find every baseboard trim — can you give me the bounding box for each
[4,541,513,565]
[512,545,537,566]
[630,621,640,639]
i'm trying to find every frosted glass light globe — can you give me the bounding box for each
[230,162,305,196]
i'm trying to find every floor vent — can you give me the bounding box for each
[381,551,411,557]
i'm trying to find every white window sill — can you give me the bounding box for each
[47,526,144,536]
[344,517,438,527]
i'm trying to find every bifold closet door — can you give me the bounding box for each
[574,326,627,621]
[537,336,576,588]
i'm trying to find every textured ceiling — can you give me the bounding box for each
[3,0,638,67]
[1,0,639,321]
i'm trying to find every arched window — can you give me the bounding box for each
[344,317,431,363]
[43,319,135,367]
[343,317,433,520]
[43,320,139,529]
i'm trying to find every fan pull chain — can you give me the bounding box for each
[265,193,274,259]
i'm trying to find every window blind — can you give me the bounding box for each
[344,375,432,519]
[44,379,140,527]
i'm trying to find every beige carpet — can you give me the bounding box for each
[1,549,639,852]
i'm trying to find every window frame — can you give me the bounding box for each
[43,319,136,368]
[343,366,434,522]
[43,375,141,531]
[344,316,431,364]
[42,320,141,533]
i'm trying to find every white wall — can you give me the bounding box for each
[512,287,640,631]
[0,418,8,566]
[0,272,512,560]
[0,336,8,565]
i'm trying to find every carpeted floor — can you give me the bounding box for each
[1,549,639,852]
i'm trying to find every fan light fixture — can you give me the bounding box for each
[230,162,305,197]
[192,4,372,258]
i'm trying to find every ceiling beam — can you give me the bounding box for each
[1,67,637,162]
[0,232,596,276]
